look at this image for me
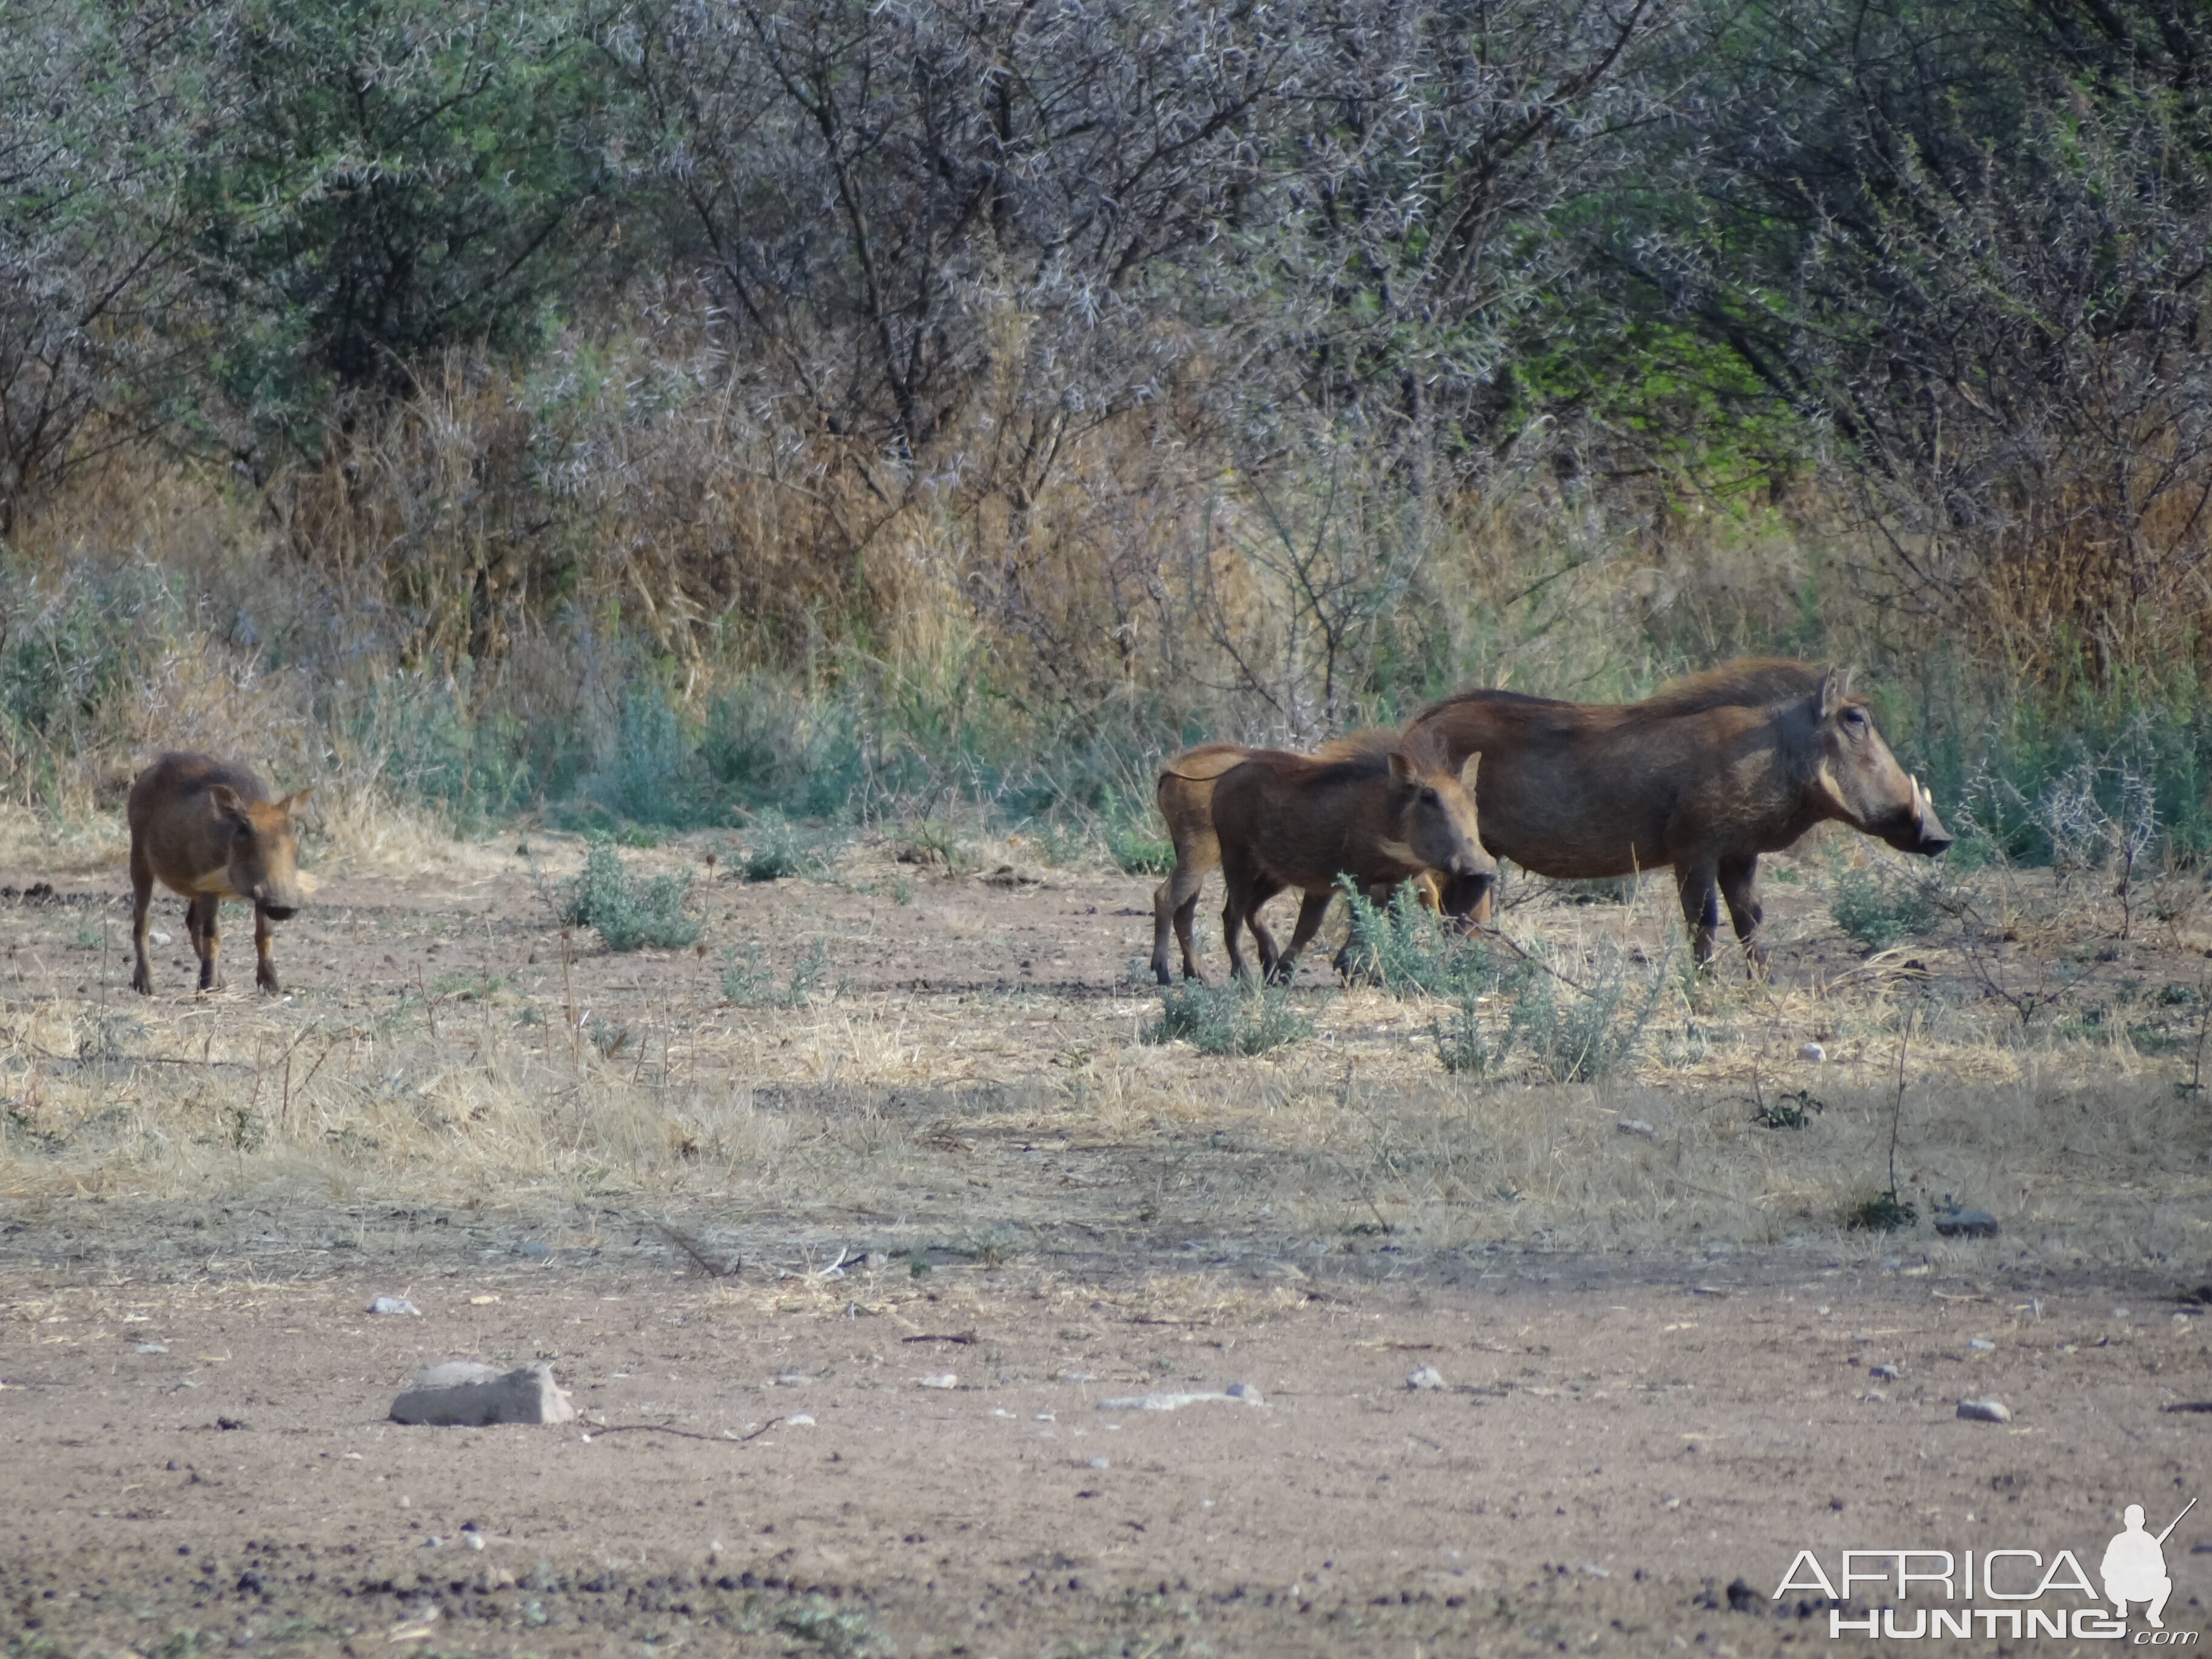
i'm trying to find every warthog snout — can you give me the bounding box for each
[1885,773,1953,857]
[259,902,299,922]
[1438,868,1495,918]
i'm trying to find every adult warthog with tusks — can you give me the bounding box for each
[1409,659,1949,968]
[129,752,313,995]
[1208,730,1495,984]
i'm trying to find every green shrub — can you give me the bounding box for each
[1338,880,1504,999]
[1433,994,1500,1076]
[1845,1189,1917,1232]
[722,939,836,1007]
[1101,785,1173,875]
[359,663,561,830]
[1433,936,1668,1083]
[595,677,692,825]
[736,813,842,882]
[1142,981,1315,1056]
[702,674,870,819]
[1831,862,1940,953]
[1504,939,1669,1083]
[558,843,702,951]
[1752,1088,1825,1129]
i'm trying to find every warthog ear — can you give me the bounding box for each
[280,786,314,817]
[208,785,244,821]
[1386,750,1415,785]
[1458,751,1481,794]
[1818,666,1854,719]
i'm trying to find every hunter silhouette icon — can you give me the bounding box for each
[2102,1498,2194,1628]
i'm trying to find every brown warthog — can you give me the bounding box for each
[1150,732,1451,984]
[1208,732,1495,984]
[128,753,313,996]
[1409,659,1951,967]
[1150,742,1253,985]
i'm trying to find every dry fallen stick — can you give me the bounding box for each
[583,1416,786,1443]
[654,1220,740,1279]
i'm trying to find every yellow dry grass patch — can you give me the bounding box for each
[2,850,2207,1276]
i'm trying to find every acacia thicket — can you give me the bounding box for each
[5,0,2211,820]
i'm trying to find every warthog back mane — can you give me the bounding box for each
[1636,658,1828,717]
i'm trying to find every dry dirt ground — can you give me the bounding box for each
[4,820,2211,1657]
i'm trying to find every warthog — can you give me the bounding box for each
[1149,734,1413,984]
[1150,742,1254,985]
[1209,732,1495,984]
[128,752,312,995]
[1410,659,1951,966]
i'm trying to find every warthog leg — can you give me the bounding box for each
[1221,866,1285,982]
[1675,860,1724,967]
[129,850,155,996]
[188,895,221,992]
[1270,889,1336,985]
[1718,853,1769,974]
[253,902,281,994]
[1153,862,1211,985]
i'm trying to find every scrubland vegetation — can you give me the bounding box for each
[4,0,2212,1267]
[6,0,2212,856]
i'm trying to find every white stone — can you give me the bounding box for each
[1097,1385,1265,1412]
[369,1296,421,1316]
[1957,1398,2012,1424]
[390,1361,575,1426]
[1798,1042,1826,1063]
[917,1373,958,1389]
[1407,1366,1446,1391]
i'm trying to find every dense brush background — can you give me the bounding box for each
[7,0,2212,863]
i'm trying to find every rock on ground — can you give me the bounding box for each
[390,1361,575,1426]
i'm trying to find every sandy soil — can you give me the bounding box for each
[7,1259,2208,1658]
[4,832,2211,1655]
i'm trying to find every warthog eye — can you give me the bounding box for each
[1419,787,1439,806]
[1843,708,1868,731]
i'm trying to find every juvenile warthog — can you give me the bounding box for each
[128,753,312,995]
[1410,659,1951,966]
[1208,733,1495,984]
[1151,742,1254,985]
[1150,732,1446,984]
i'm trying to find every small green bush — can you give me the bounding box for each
[1433,994,1499,1076]
[1338,880,1504,999]
[1845,1188,1918,1232]
[1101,785,1173,876]
[559,843,702,951]
[1752,1088,1825,1129]
[896,819,977,874]
[1143,981,1315,1056]
[1433,936,1668,1082]
[736,813,842,882]
[722,939,837,1007]
[1831,862,1940,953]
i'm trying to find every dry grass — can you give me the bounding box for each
[3,835,2207,1281]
